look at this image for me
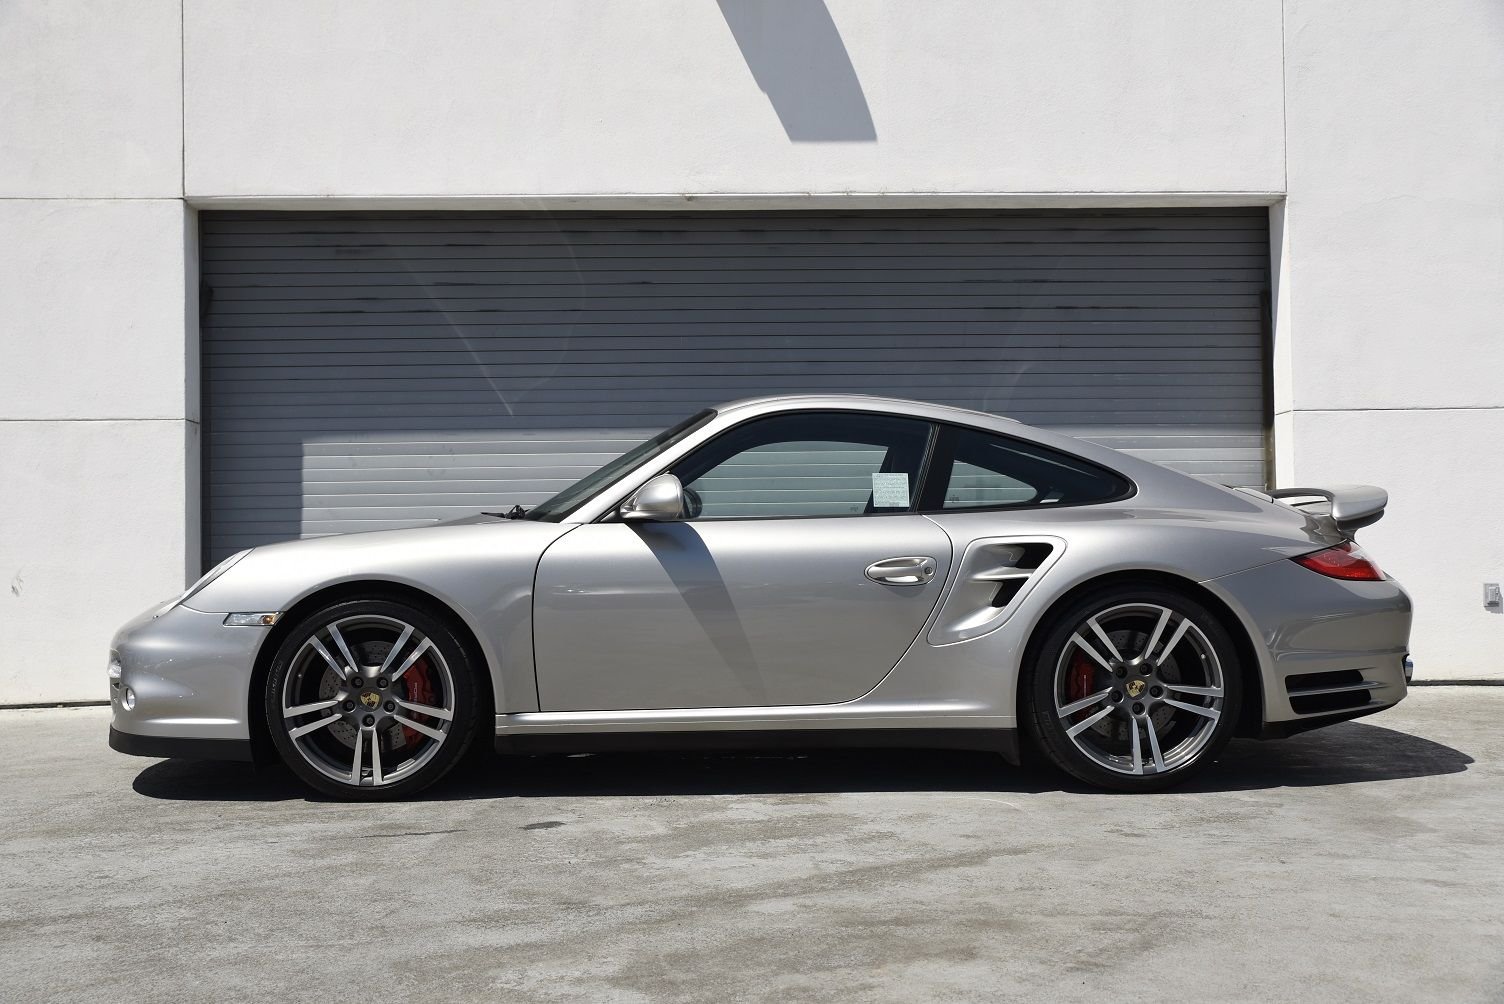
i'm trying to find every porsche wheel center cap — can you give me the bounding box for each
[1126,679,1147,699]
[359,691,382,709]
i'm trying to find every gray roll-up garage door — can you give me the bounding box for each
[199,209,1270,563]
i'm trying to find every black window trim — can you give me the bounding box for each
[593,409,1137,524]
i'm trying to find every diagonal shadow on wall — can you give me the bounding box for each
[715,0,877,142]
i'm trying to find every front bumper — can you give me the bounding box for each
[108,602,269,753]
[109,726,254,761]
[1206,558,1412,729]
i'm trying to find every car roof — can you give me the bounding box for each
[713,394,1023,427]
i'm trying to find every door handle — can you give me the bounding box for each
[865,556,937,586]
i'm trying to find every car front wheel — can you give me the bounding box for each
[265,598,482,800]
[1023,585,1242,792]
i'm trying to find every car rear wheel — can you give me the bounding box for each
[1023,585,1242,792]
[265,598,482,800]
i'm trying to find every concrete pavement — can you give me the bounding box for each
[1,689,1500,1002]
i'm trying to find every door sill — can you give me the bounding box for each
[494,727,1020,764]
[496,702,1006,734]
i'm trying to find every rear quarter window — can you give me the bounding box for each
[928,426,1131,510]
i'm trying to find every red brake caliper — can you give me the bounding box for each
[1067,651,1095,712]
[400,658,436,748]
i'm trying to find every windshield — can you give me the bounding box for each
[523,409,717,522]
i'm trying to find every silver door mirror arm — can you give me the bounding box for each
[618,473,686,522]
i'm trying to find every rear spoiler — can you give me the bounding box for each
[1266,484,1388,536]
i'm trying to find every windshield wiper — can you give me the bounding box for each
[481,504,529,520]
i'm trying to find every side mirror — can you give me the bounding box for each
[619,473,686,522]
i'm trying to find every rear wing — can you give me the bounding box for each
[1265,484,1388,536]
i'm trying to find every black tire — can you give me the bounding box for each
[1022,584,1243,792]
[265,598,484,800]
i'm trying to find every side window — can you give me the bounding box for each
[932,427,1130,510]
[670,412,932,519]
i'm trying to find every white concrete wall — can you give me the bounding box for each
[1278,0,1504,678]
[182,0,1285,200]
[2,0,1500,702]
[0,1,183,198]
[0,1,193,703]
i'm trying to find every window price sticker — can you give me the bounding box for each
[871,472,910,508]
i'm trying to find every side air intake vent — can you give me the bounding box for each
[990,579,1026,609]
[988,544,1053,608]
[927,536,1065,645]
[1285,669,1378,715]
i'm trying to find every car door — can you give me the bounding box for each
[532,411,953,712]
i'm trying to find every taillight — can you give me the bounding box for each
[1292,541,1385,581]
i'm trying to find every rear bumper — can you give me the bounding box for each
[1256,703,1389,739]
[1206,559,1412,728]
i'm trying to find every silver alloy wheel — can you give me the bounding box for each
[1053,602,1225,776]
[279,614,455,788]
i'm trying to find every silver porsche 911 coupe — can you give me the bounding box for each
[108,395,1411,798]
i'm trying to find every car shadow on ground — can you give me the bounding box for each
[130,720,1473,803]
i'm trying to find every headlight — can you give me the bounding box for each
[108,657,122,682]
[173,549,252,609]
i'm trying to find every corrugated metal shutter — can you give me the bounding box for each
[199,209,1270,563]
